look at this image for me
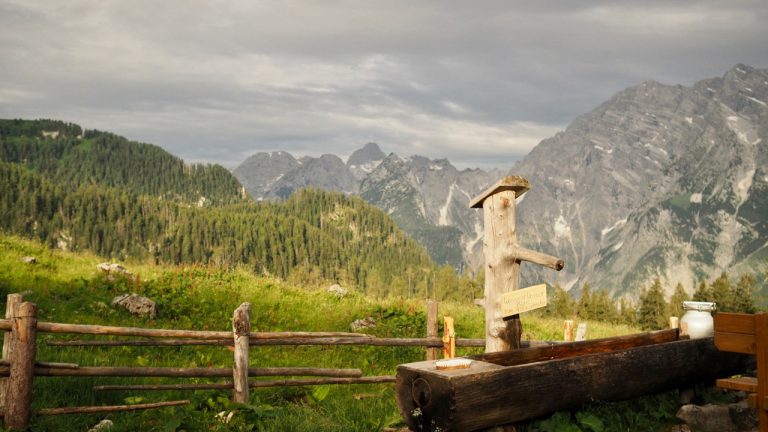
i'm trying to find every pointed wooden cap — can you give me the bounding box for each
[469,176,530,208]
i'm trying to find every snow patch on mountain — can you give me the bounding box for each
[438,184,457,226]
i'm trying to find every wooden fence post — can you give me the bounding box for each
[232,302,251,404]
[5,302,37,431]
[470,177,564,352]
[0,293,23,410]
[426,300,439,360]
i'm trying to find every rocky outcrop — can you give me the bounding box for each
[97,262,136,281]
[676,400,758,432]
[327,284,347,298]
[512,64,768,297]
[347,142,386,180]
[111,294,156,318]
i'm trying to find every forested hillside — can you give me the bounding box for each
[0,119,243,206]
[0,119,474,298]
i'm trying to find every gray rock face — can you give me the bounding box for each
[272,154,358,198]
[347,142,386,180]
[513,64,768,297]
[234,152,357,200]
[360,153,501,268]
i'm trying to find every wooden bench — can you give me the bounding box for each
[714,312,768,432]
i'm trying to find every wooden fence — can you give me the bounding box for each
[0,294,483,430]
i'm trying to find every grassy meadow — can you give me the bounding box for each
[0,233,693,432]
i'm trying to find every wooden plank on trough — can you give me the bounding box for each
[716,376,758,392]
[714,313,756,335]
[471,329,680,367]
[714,331,756,354]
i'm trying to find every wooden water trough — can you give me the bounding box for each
[395,329,752,431]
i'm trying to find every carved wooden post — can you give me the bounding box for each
[426,300,439,360]
[0,293,23,411]
[232,302,251,403]
[470,176,564,352]
[5,302,37,431]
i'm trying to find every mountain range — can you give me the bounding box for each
[234,142,501,269]
[233,64,768,298]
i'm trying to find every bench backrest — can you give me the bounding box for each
[714,312,759,354]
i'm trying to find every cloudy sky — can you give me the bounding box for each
[2,1,767,169]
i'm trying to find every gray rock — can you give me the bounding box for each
[729,400,759,431]
[327,284,347,298]
[111,294,156,318]
[350,316,376,332]
[677,403,739,432]
[97,262,136,281]
[88,419,113,432]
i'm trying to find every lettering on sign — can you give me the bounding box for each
[500,284,548,318]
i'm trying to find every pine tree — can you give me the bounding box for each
[732,274,757,313]
[668,282,689,319]
[692,279,711,302]
[549,283,574,318]
[711,272,733,311]
[576,282,593,320]
[638,278,668,330]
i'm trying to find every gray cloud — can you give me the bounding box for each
[1,0,767,169]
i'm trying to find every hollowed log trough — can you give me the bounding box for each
[396,329,751,431]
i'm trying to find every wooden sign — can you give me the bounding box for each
[500,284,547,318]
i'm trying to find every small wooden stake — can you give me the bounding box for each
[232,302,251,404]
[669,316,679,330]
[5,302,37,431]
[563,320,575,342]
[426,301,439,360]
[575,323,587,341]
[442,317,456,359]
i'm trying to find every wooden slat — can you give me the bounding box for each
[755,314,768,429]
[716,376,758,392]
[714,313,756,335]
[714,331,756,354]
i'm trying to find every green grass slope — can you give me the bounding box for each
[0,234,693,432]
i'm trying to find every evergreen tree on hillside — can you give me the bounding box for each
[548,283,574,318]
[732,274,757,313]
[711,272,733,311]
[618,297,636,325]
[576,282,593,320]
[668,282,689,319]
[692,279,711,302]
[591,289,618,322]
[638,278,667,330]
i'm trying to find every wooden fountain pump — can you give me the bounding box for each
[469,176,564,352]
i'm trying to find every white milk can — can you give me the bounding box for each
[680,301,716,339]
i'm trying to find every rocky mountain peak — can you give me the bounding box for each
[347,142,386,180]
[513,64,768,297]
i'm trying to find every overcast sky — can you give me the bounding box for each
[2,1,767,169]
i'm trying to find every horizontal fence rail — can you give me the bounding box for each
[46,336,486,347]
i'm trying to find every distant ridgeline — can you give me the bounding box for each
[0,119,447,297]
